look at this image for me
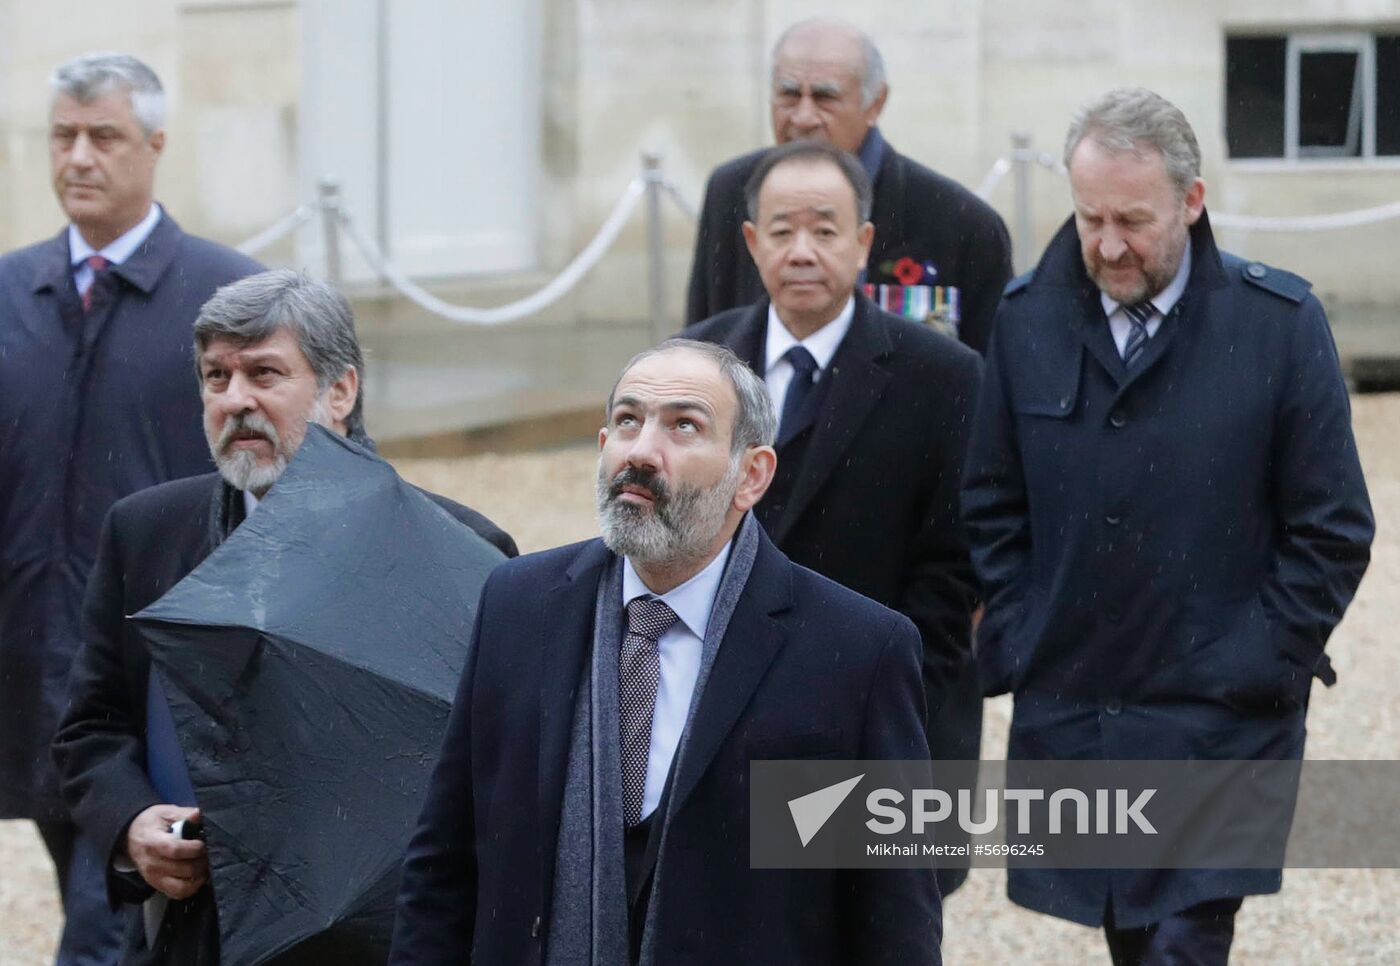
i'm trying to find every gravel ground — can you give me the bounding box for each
[3,394,1396,965]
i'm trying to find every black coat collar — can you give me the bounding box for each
[1029,209,1229,391]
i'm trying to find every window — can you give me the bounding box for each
[1226,31,1400,160]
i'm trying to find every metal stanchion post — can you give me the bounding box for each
[642,151,668,343]
[1011,132,1034,276]
[317,177,344,288]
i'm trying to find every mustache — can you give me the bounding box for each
[606,466,670,506]
[216,411,281,453]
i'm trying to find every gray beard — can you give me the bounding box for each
[596,456,741,568]
[210,396,329,494]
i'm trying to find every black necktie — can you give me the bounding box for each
[619,596,678,827]
[778,345,819,443]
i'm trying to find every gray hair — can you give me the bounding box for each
[606,339,777,454]
[193,270,367,439]
[1063,87,1202,197]
[50,52,166,135]
[772,18,887,110]
[744,139,874,223]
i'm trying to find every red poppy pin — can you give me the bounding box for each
[893,257,923,285]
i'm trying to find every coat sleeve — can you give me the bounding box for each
[1261,296,1374,681]
[954,208,1014,356]
[52,507,162,906]
[842,614,941,965]
[685,166,743,327]
[959,315,1034,696]
[389,574,489,963]
[896,347,983,714]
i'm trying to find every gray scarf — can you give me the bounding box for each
[546,515,762,966]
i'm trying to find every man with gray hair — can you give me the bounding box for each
[686,17,1012,355]
[963,87,1373,964]
[0,51,260,963]
[392,338,940,964]
[54,270,515,964]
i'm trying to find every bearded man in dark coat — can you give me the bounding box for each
[962,87,1373,965]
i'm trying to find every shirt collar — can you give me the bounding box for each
[856,126,886,184]
[764,295,856,375]
[1101,237,1193,319]
[68,203,162,268]
[621,537,734,641]
[242,488,261,518]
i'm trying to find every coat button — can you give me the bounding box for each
[1104,513,1122,526]
[1059,396,1071,411]
[1246,262,1267,279]
[1109,410,1127,428]
[531,916,542,938]
[1105,699,1123,715]
[1104,607,1123,623]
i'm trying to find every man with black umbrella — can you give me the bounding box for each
[54,270,516,965]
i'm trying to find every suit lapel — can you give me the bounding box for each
[28,230,87,332]
[1114,301,1182,396]
[109,212,182,296]
[726,301,768,373]
[1068,289,1130,387]
[770,296,892,546]
[537,540,611,901]
[667,535,794,815]
[1111,218,1231,398]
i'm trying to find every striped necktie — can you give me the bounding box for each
[81,254,110,312]
[619,596,678,827]
[1121,300,1155,365]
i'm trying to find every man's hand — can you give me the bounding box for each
[125,804,208,900]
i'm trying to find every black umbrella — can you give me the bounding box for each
[133,426,505,965]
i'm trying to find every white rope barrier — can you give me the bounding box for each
[975,156,1014,200]
[975,150,1400,232]
[336,177,648,326]
[659,179,699,222]
[1210,200,1400,232]
[224,150,1400,332]
[235,203,317,256]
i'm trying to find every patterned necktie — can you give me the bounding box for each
[1121,300,1155,365]
[81,254,110,312]
[777,345,819,442]
[619,596,678,827]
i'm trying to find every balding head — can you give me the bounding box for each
[770,18,888,152]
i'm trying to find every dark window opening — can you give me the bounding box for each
[1225,31,1399,159]
[1226,37,1286,158]
[1298,50,1363,155]
[1378,35,1400,156]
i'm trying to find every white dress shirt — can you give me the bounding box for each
[68,203,162,295]
[621,539,733,819]
[763,296,856,415]
[242,489,260,517]
[1101,239,1192,358]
